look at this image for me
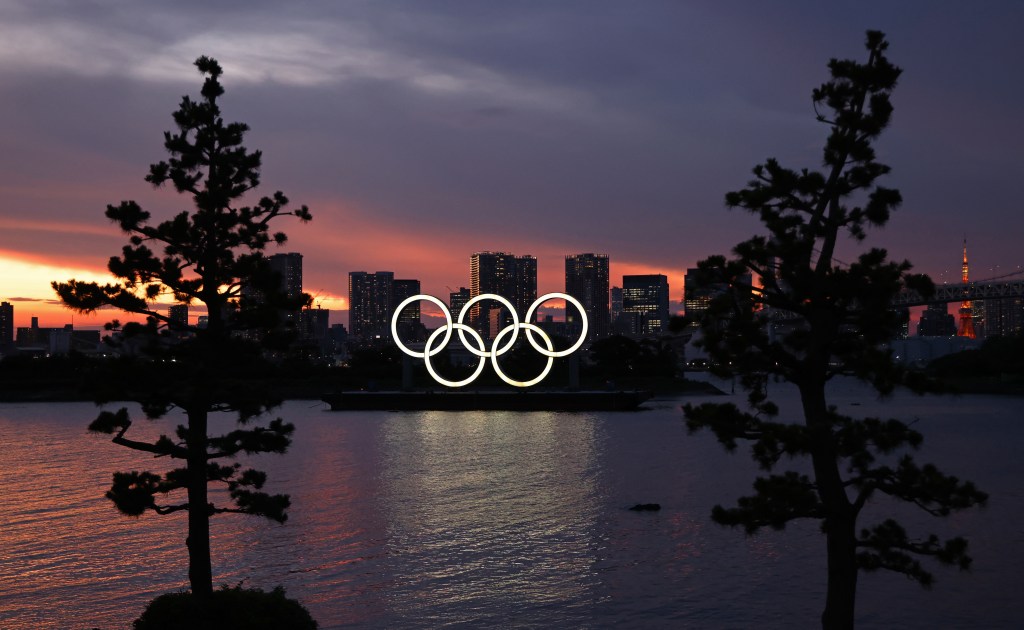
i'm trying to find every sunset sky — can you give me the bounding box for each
[1,1,1022,329]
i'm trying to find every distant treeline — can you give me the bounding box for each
[928,334,1024,395]
[0,335,719,401]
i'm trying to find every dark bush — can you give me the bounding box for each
[133,585,317,630]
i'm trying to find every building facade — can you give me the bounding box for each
[348,272,422,343]
[683,267,754,327]
[269,253,303,300]
[348,271,394,342]
[918,303,957,337]
[0,301,13,348]
[393,278,423,341]
[622,274,670,336]
[981,296,1024,338]
[565,253,610,342]
[168,304,189,329]
[469,252,537,338]
[449,287,471,319]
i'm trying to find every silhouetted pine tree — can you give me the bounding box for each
[53,57,312,600]
[683,31,986,630]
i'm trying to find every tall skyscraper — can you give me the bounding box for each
[514,256,538,315]
[449,287,471,319]
[683,268,711,322]
[565,253,610,342]
[347,273,424,343]
[167,303,189,334]
[0,301,13,348]
[610,286,623,317]
[393,278,422,340]
[469,252,537,337]
[269,252,303,301]
[241,252,303,318]
[983,297,1024,338]
[918,303,956,337]
[348,271,394,341]
[622,274,670,336]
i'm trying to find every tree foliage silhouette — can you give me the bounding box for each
[683,32,986,629]
[53,56,312,600]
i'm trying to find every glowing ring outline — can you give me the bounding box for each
[391,292,589,387]
[423,323,487,388]
[490,323,554,388]
[456,293,519,357]
[523,292,589,357]
[391,294,452,358]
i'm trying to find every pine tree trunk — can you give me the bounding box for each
[186,407,213,599]
[821,512,858,630]
[801,379,858,630]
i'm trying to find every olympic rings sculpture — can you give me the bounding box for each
[391,292,588,388]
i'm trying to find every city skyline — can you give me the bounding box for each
[1,3,1023,330]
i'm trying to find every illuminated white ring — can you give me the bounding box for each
[490,323,554,388]
[456,293,520,357]
[423,323,487,388]
[523,292,589,357]
[392,294,452,358]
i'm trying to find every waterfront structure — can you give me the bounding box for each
[622,274,669,336]
[469,252,537,338]
[565,253,610,342]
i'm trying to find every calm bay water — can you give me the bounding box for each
[0,380,1021,628]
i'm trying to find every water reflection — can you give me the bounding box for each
[378,411,602,627]
[1,391,1022,629]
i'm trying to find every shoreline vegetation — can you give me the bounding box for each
[0,354,728,403]
[3,333,1022,403]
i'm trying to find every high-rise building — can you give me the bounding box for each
[513,256,537,316]
[449,287,471,319]
[269,253,303,301]
[684,267,753,327]
[565,253,610,342]
[348,271,394,341]
[393,278,423,341]
[298,307,331,353]
[168,304,189,328]
[683,268,711,322]
[0,301,13,348]
[346,273,424,343]
[622,274,670,336]
[469,252,537,337]
[610,287,623,321]
[918,303,956,337]
[983,297,1024,338]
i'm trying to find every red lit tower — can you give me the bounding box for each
[957,239,976,339]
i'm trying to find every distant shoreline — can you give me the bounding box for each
[0,376,728,404]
